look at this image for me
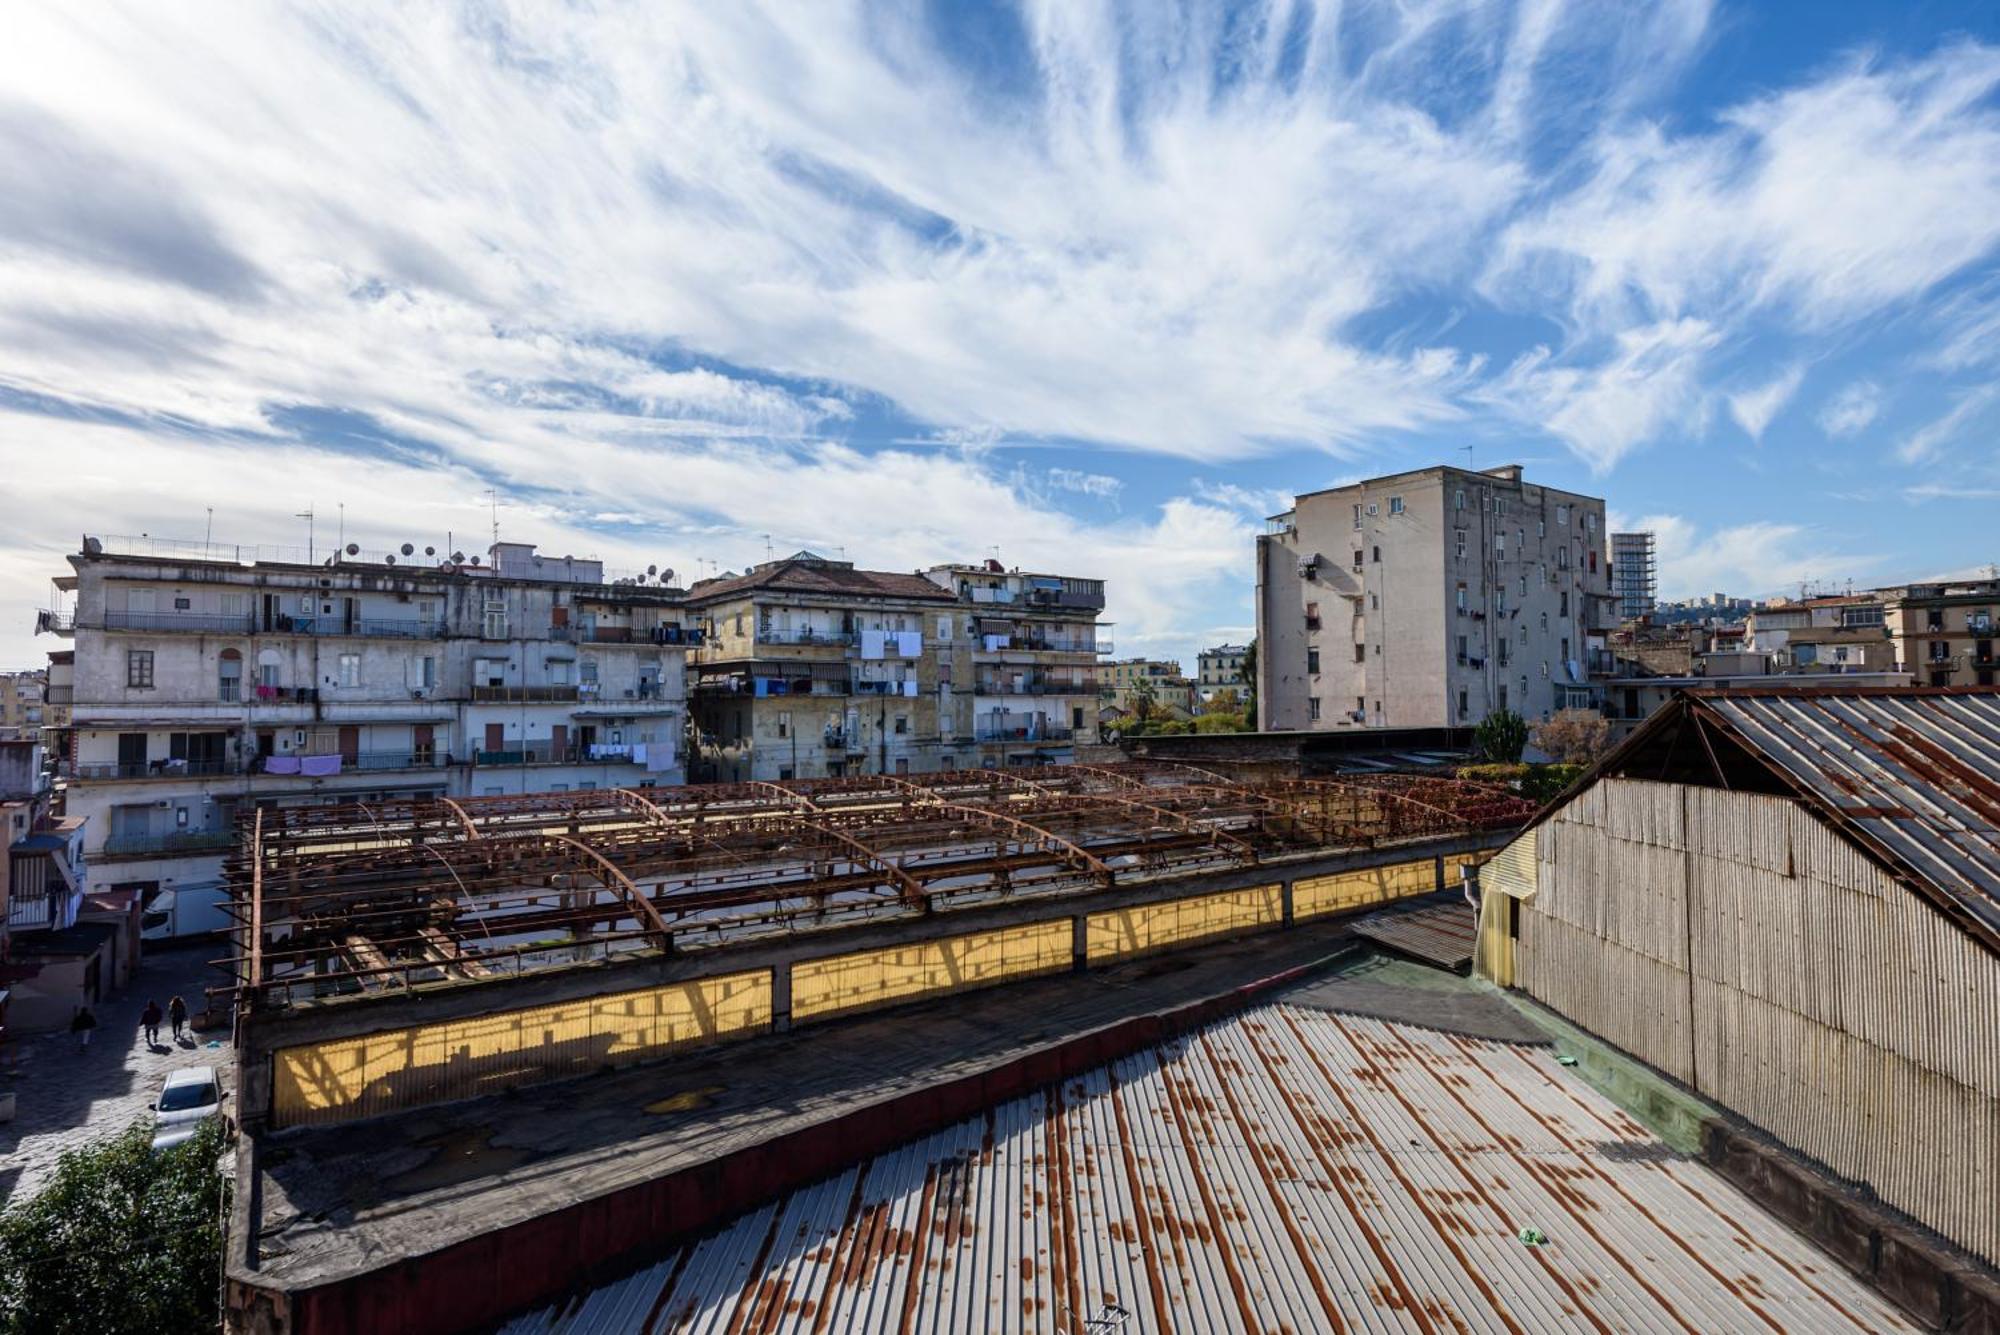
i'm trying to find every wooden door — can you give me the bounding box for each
[413,724,434,764]
[484,722,505,755]
[551,724,568,761]
[337,726,359,763]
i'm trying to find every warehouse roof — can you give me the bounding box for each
[501,1002,1913,1333]
[1569,687,2000,950]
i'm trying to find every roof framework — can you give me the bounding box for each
[218,765,1534,1006]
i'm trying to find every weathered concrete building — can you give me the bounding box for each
[1196,642,1248,699]
[37,535,691,938]
[686,554,1105,778]
[1477,686,2000,1279]
[1258,463,1616,732]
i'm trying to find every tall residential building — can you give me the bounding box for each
[1196,644,1248,699]
[686,554,1107,780]
[1878,577,1999,686]
[1102,658,1195,714]
[1610,531,1658,620]
[1256,464,1615,730]
[37,535,692,939]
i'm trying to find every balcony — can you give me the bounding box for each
[973,678,1099,696]
[36,609,75,635]
[756,628,857,647]
[100,829,236,858]
[470,684,580,703]
[279,615,446,640]
[248,685,319,704]
[103,610,256,634]
[975,724,1075,743]
[73,759,244,781]
[473,743,584,766]
[44,685,73,705]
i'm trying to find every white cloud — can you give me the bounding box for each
[1616,511,1880,599]
[1479,319,1718,470]
[1895,384,1999,465]
[1818,381,1882,438]
[1045,468,1123,500]
[1726,363,1805,440]
[1190,479,1294,517]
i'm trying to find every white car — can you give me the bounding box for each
[150,1066,222,1152]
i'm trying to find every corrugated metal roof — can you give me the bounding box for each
[1697,690,2000,937]
[502,1005,1913,1333]
[1350,901,1477,971]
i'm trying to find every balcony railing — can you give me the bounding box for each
[44,685,73,704]
[973,679,1099,696]
[473,744,584,766]
[101,830,236,857]
[249,685,319,703]
[756,628,858,647]
[74,759,242,780]
[469,684,580,703]
[103,610,256,634]
[975,724,1075,743]
[974,637,1105,655]
[279,615,447,640]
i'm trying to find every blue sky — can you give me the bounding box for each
[3,1,2000,670]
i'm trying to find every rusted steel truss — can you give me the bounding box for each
[216,762,1530,1006]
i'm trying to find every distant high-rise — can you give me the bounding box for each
[1611,532,1658,620]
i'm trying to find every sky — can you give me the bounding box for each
[3,1,2000,672]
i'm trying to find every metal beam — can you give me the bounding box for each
[547,834,675,950]
[877,776,1114,883]
[438,797,481,840]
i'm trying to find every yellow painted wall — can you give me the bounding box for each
[1294,857,1434,919]
[791,919,1073,1022]
[1086,884,1282,962]
[272,969,772,1128]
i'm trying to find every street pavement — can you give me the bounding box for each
[0,943,233,1203]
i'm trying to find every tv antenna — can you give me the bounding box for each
[295,507,315,564]
[488,488,501,553]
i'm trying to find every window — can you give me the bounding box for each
[894,715,908,734]
[1454,528,1467,558]
[937,615,951,641]
[1560,636,1571,661]
[548,659,571,685]
[482,598,507,638]
[421,656,437,689]
[1352,503,1363,529]
[1454,489,1465,511]
[1457,689,1468,717]
[418,600,436,620]
[1556,504,1569,526]
[1353,643,1366,663]
[1366,502,1378,516]
[1495,532,1506,556]
[1352,550,1363,572]
[579,657,598,685]
[1457,634,1468,664]
[1541,661,1550,678]
[1558,545,1571,570]
[776,712,790,739]
[1355,696,1365,715]
[221,593,247,617]
[126,649,154,689]
[218,649,241,702]
[1520,573,1528,595]
[1371,545,1381,563]
[173,596,191,610]
[1560,591,1570,616]
[338,653,360,688]
[1498,684,1508,711]
[1497,640,1509,667]
[1456,584,1467,610]
[1307,648,1321,675]
[1308,697,1321,721]
[1370,593,1378,610]
[1388,496,1404,515]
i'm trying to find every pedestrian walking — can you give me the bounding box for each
[141,999,164,1047]
[70,1006,97,1052]
[168,995,189,1042]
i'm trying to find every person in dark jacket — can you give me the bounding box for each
[140,1000,164,1047]
[168,995,190,1042]
[70,1006,97,1052]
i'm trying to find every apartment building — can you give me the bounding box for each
[1609,531,1657,620]
[1102,658,1196,714]
[1743,596,1896,673]
[1196,644,1248,700]
[0,669,45,738]
[38,535,692,939]
[1879,577,2000,686]
[1257,464,1615,730]
[686,554,1107,779]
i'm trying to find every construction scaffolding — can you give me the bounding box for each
[217,764,1535,1008]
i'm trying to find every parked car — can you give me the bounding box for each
[150,1066,222,1152]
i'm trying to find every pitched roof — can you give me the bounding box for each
[1539,686,2000,951]
[686,559,956,605]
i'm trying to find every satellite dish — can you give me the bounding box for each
[384,554,397,565]
[647,564,657,576]
[662,568,675,585]
[451,551,465,563]
[469,555,481,566]
[424,546,435,556]
[345,542,360,556]
[400,543,415,556]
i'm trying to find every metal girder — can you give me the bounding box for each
[876,776,1114,884]
[749,778,823,812]
[775,814,927,908]
[547,834,675,950]
[248,807,265,996]
[438,797,481,840]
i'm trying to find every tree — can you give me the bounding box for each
[1473,707,1529,764]
[0,1118,229,1334]
[1239,639,1258,730]
[1128,676,1158,723]
[1532,708,1612,766]
[1202,687,1243,715]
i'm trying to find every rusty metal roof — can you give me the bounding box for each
[501,1006,1912,1333]
[1693,690,2000,938]
[1350,899,1478,972]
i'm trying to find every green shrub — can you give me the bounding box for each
[1472,709,1529,763]
[0,1117,229,1334]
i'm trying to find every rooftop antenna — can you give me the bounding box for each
[488,488,500,554]
[203,507,213,553]
[764,533,774,561]
[337,501,345,556]
[1460,444,1474,471]
[295,507,315,564]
